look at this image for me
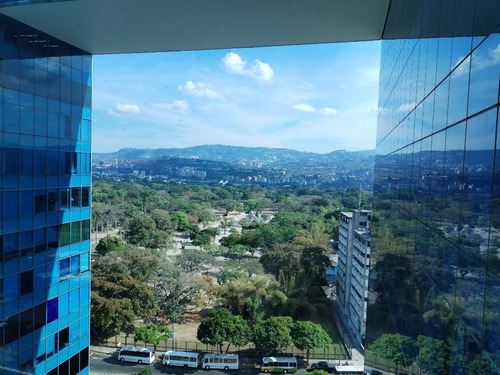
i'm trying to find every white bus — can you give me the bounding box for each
[333,365,365,374]
[261,357,298,373]
[117,347,155,364]
[162,351,200,368]
[201,353,239,370]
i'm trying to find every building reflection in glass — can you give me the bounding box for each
[368,0,500,374]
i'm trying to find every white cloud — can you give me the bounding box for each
[150,100,189,114]
[178,81,222,99]
[108,103,140,116]
[397,102,416,112]
[293,103,315,112]
[222,52,274,82]
[320,107,338,115]
[293,103,338,115]
[298,81,313,89]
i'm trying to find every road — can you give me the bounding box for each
[90,353,311,375]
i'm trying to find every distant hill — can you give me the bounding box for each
[94,145,375,189]
[94,145,375,169]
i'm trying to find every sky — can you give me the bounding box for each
[92,41,381,154]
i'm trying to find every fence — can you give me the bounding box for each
[365,350,422,375]
[98,334,349,361]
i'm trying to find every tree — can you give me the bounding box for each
[369,334,416,374]
[134,323,172,351]
[171,211,190,231]
[252,316,293,354]
[291,321,331,364]
[90,292,135,342]
[217,275,286,320]
[95,235,126,256]
[292,220,331,247]
[155,265,204,322]
[416,335,450,375]
[197,309,251,353]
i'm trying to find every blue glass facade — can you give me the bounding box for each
[369,0,500,374]
[0,14,91,375]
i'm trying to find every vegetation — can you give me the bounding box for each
[91,179,371,352]
[291,321,331,364]
[369,334,416,374]
[196,308,251,353]
[134,324,172,350]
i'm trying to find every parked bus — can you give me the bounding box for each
[333,365,365,374]
[162,351,200,368]
[201,353,239,370]
[260,357,298,373]
[117,347,155,364]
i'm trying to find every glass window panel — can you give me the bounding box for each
[448,56,470,126]
[60,258,70,279]
[59,292,69,317]
[34,150,46,175]
[461,108,497,263]
[19,230,33,258]
[34,190,47,214]
[70,255,79,275]
[34,109,47,137]
[80,253,89,272]
[60,188,70,210]
[20,106,35,135]
[20,190,34,217]
[468,32,500,115]
[35,227,47,254]
[82,219,90,241]
[442,121,466,246]
[454,251,485,343]
[20,270,34,295]
[47,225,59,250]
[81,187,89,207]
[47,151,59,176]
[5,148,19,176]
[20,148,34,175]
[5,313,19,344]
[484,272,500,367]
[70,289,79,312]
[19,308,33,337]
[34,302,46,330]
[47,297,58,324]
[48,190,58,212]
[5,192,19,219]
[70,221,81,244]
[71,187,80,208]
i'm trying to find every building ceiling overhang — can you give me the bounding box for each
[0,0,390,54]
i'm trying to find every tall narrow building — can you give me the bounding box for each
[337,210,371,347]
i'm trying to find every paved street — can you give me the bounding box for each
[90,353,313,375]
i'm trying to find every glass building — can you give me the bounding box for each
[0,13,92,375]
[368,0,500,374]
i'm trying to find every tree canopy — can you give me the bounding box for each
[291,321,331,363]
[197,309,251,353]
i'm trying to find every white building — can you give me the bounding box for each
[337,209,371,347]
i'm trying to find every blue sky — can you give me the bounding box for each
[92,41,380,154]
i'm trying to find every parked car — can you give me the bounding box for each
[307,361,335,373]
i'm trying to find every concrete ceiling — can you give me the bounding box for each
[0,0,390,55]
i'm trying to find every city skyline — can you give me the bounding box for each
[92,41,380,154]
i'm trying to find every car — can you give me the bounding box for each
[307,361,335,373]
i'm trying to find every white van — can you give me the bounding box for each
[162,350,200,368]
[117,347,155,364]
[201,353,239,370]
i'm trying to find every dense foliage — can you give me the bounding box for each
[91,179,372,346]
